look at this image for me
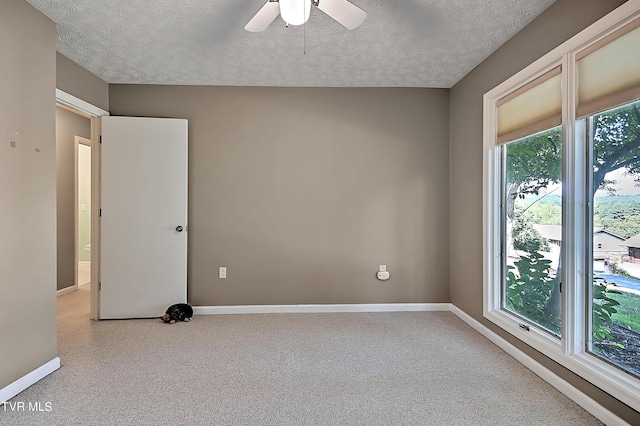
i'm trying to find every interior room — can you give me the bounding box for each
[1,0,639,424]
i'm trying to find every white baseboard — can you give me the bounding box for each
[57,286,76,297]
[0,357,60,404]
[449,305,629,426]
[193,303,451,315]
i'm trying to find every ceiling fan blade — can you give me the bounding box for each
[245,1,281,32]
[315,0,367,30]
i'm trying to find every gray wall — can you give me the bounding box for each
[109,86,450,306]
[56,52,109,112]
[0,0,57,389]
[56,107,91,290]
[450,0,638,422]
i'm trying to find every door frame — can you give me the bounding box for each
[74,136,91,292]
[56,89,109,320]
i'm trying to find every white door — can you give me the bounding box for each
[100,116,188,319]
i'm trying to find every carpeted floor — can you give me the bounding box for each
[1,286,602,425]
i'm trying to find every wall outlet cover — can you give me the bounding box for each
[377,270,390,280]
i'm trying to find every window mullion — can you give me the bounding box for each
[561,52,586,356]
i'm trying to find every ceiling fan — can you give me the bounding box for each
[245,0,367,32]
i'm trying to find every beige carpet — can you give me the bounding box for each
[2,286,602,425]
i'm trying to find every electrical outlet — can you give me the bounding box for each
[219,267,227,279]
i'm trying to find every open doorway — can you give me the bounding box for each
[56,106,91,298]
[56,89,109,320]
[76,137,91,289]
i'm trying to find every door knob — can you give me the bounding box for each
[175,226,183,232]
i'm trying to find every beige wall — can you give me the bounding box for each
[56,52,109,112]
[109,86,450,306]
[7,0,632,417]
[56,107,91,290]
[450,0,638,422]
[0,0,57,389]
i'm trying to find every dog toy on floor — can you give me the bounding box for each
[161,303,193,324]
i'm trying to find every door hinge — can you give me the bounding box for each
[99,281,102,291]
[99,208,102,217]
[99,135,102,144]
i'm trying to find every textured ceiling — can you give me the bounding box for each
[26,0,556,88]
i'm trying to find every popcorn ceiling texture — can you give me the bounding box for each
[27,0,555,87]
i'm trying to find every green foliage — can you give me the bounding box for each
[515,196,562,226]
[609,292,640,333]
[594,195,640,239]
[506,244,624,345]
[530,200,562,225]
[506,243,560,334]
[512,208,550,252]
[592,102,640,196]
[592,277,622,346]
[506,128,562,199]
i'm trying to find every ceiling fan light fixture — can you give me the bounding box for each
[244,0,367,32]
[279,0,312,26]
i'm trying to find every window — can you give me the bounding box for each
[587,99,640,379]
[484,3,640,412]
[501,127,563,337]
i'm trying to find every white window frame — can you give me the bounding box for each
[483,0,640,412]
